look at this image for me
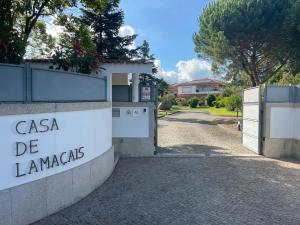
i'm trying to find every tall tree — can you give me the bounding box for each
[82,0,138,59]
[138,39,158,73]
[139,40,154,61]
[9,0,75,40]
[57,15,96,51]
[193,0,300,86]
[26,21,56,58]
[0,0,76,63]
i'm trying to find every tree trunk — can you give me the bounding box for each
[249,73,258,87]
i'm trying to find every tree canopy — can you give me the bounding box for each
[193,0,300,86]
[139,40,154,61]
[82,0,137,59]
[0,0,110,62]
[0,0,157,72]
[0,0,76,62]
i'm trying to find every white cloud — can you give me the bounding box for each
[155,60,178,83]
[155,58,213,84]
[119,25,136,50]
[119,25,135,37]
[45,21,137,49]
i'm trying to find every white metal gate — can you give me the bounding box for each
[242,86,262,154]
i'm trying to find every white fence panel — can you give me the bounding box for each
[242,87,261,154]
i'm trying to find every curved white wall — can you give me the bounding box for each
[0,102,115,225]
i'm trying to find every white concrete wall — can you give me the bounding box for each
[112,107,149,138]
[294,108,300,140]
[0,102,115,225]
[112,102,156,157]
[270,107,300,140]
[244,87,260,103]
[0,108,112,191]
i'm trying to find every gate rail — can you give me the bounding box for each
[0,63,107,103]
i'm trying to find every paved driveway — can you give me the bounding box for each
[158,111,253,156]
[35,112,300,225]
[35,158,300,225]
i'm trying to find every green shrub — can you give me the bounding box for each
[159,99,173,110]
[213,100,220,108]
[206,95,216,107]
[278,74,300,85]
[188,96,200,108]
[225,95,242,112]
[214,97,228,108]
[198,97,206,106]
[159,94,176,110]
[161,94,176,105]
[176,97,188,106]
[221,86,243,98]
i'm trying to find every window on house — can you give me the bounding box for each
[196,86,203,92]
[182,87,193,93]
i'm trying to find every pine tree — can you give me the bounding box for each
[82,0,138,59]
[139,40,154,61]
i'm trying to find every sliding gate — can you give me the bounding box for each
[242,86,262,154]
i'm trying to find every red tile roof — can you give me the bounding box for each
[171,78,224,87]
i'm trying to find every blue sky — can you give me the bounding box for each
[45,0,214,83]
[120,0,214,83]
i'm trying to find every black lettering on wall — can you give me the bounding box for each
[28,160,38,174]
[29,120,38,134]
[51,155,60,168]
[16,121,26,135]
[78,147,85,159]
[16,163,26,177]
[40,157,50,171]
[29,139,39,154]
[51,119,59,131]
[16,142,27,157]
[68,150,75,162]
[39,119,49,133]
[59,152,67,165]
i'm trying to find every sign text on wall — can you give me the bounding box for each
[14,118,85,178]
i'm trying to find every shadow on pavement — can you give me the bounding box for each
[156,144,230,156]
[161,117,237,126]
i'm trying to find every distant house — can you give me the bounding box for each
[170,78,224,98]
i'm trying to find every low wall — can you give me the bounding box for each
[112,102,156,157]
[0,102,115,225]
[263,102,300,160]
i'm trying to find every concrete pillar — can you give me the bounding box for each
[103,71,112,102]
[132,73,139,102]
